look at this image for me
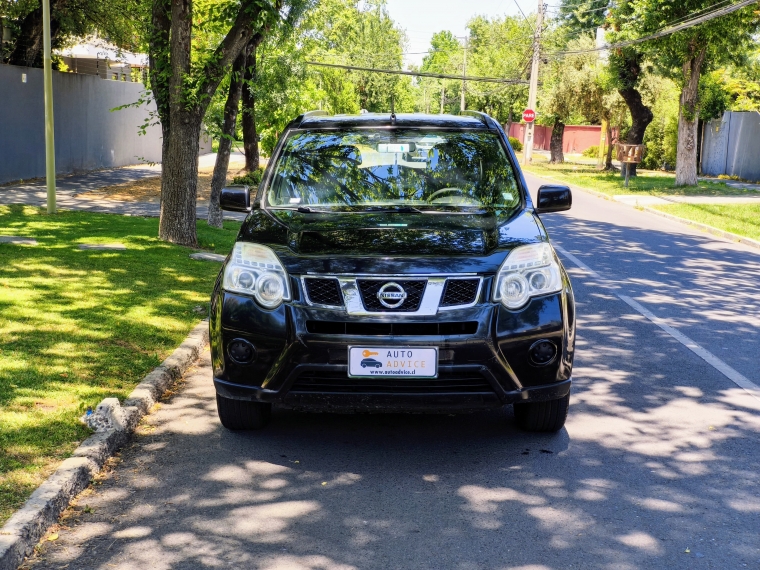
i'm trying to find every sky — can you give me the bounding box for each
[383,0,535,68]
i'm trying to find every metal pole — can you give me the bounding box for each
[523,0,544,165]
[461,37,467,112]
[42,0,56,213]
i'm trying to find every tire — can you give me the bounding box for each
[513,394,569,433]
[216,394,271,430]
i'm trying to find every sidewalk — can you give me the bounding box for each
[0,153,247,220]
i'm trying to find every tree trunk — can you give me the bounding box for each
[208,50,246,228]
[7,0,63,67]
[675,47,707,187]
[549,120,565,164]
[618,86,653,178]
[615,51,653,178]
[159,0,198,246]
[605,122,615,170]
[242,42,259,172]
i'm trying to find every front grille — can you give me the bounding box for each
[306,321,478,336]
[357,279,426,312]
[441,278,480,307]
[290,371,494,394]
[304,278,343,307]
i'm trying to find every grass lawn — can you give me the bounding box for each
[652,203,760,242]
[521,160,755,197]
[0,205,240,525]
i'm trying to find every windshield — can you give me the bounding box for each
[266,129,522,216]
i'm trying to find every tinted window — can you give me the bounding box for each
[266,129,521,217]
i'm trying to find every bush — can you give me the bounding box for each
[582,145,599,158]
[232,168,264,187]
[508,136,523,152]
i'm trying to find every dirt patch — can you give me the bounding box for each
[78,158,248,203]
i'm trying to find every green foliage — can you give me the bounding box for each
[639,74,680,170]
[465,15,533,123]
[232,168,264,187]
[582,145,599,158]
[509,137,523,152]
[699,70,730,121]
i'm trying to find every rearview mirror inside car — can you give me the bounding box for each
[535,185,572,214]
[220,185,253,212]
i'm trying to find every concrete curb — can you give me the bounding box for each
[0,321,209,570]
[525,169,760,251]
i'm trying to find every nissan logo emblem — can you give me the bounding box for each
[377,282,407,308]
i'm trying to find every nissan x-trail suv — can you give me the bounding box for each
[211,111,575,433]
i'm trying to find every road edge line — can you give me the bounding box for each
[525,168,760,251]
[617,295,760,402]
[0,320,209,570]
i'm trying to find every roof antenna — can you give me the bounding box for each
[390,94,396,125]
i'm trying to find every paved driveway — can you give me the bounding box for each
[24,174,760,570]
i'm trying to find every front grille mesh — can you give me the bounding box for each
[290,372,494,394]
[304,278,343,307]
[357,280,426,312]
[440,278,480,307]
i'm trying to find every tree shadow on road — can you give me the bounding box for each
[21,213,760,570]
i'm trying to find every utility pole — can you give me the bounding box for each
[461,36,468,112]
[42,0,56,213]
[523,0,544,164]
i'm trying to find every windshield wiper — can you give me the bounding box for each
[361,206,423,214]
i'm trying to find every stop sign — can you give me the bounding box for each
[522,109,536,123]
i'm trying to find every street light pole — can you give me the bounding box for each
[42,0,56,213]
[461,36,468,112]
[523,0,544,165]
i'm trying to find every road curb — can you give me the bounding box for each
[525,169,760,251]
[0,321,209,570]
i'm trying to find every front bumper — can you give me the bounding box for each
[210,274,576,412]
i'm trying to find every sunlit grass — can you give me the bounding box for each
[652,203,760,242]
[0,205,240,524]
[522,162,754,197]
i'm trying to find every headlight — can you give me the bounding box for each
[493,243,562,309]
[223,243,291,309]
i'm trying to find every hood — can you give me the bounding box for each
[237,208,546,275]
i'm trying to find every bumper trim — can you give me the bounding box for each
[213,373,571,410]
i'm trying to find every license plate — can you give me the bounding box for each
[348,347,438,378]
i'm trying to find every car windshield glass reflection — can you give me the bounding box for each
[267,129,521,217]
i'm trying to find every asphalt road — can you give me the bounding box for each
[25,173,760,570]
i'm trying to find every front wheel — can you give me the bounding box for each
[513,394,569,433]
[216,394,271,430]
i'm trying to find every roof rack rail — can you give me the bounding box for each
[297,110,329,127]
[459,110,491,126]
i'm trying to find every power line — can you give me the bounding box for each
[305,61,529,84]
[547,0,758,56]
[513,0,536,32]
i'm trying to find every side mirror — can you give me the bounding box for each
[535,185,572,214]
[220,185,253,212]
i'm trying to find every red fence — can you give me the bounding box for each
[508,123,607,154]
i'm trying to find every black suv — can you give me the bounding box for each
[210,111,575,432]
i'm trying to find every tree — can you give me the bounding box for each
[207,42,251,229]
[466,15,532,126]
[420,30,462,114]
[2,0,144,67]
[615,0,759,185]
[148,0,285,246]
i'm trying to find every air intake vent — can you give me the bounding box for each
[304,278,344,307]
[440,278,480,307]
